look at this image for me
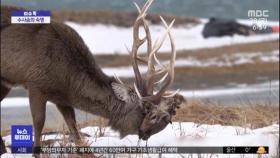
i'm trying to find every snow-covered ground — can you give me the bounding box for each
[169,50,279,67]
[65,20,279,54]
[181,80,279,98]
[2,122,279,158]
[101,50,279,78]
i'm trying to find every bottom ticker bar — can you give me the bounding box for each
[32,146,269,154]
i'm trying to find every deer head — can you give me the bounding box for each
[112,0,185,140]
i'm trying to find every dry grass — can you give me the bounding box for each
[175,61,278,73]
[174,100,279,129]
[41,101,279,132]
[94,40,279,67]
[40,99,279,133]
[120,62,279,90]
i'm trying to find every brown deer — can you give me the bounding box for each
[0,0,184,155]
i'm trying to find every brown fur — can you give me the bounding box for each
[1,5,145,152]
[0,6,184,156]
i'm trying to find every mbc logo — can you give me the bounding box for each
[248,10,269,18]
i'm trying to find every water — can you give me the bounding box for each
[2,0,279,20]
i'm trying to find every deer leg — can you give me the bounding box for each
[0,83,11,155]
[1,83,10,101]
[0,136,7,155]
[56,105,81,143]
[28,88,47,151]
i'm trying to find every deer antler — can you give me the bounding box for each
[126,0,154,96]
[128,0,178,104]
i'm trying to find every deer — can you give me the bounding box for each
[0,0,185,155]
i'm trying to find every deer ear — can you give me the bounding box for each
[174,94,186,108]
[112,82,130,102]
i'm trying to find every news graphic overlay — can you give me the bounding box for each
[11,10,51,24]
[35,146,269,154]
[223,146,268,154]
[248,10,269,31]
[11,125,33,153]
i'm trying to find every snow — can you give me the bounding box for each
[1,81,278,108]
[102,50,279,77]
[180,80,279,98]
[80,122,279,156]
[170,50,279,66]
[1,153,29,158]
[2,123,279,158]
[0,97,53,108]
[65,20,279,55]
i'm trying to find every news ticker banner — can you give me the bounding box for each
[10,125,268,154]
[11,10,51,24]
[30,146,268,154]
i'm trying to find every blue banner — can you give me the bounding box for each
[11,125,33,153]
[11,10,51,16]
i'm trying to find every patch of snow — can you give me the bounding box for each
[0,98,54,108]
[41,134,65,141]
[1,153,31,158]
[175,50,279,67]
[2,123,279,158]
[65,21,279,54]
[1,81,278,107]
[101,50,279,77]
[180,81,279,98]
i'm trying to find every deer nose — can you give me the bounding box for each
[138,129,144,139]
[138,130,150,140]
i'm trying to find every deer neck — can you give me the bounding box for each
[70,77,144,137]
[106,93,144,137]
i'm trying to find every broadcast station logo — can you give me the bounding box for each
[248,10,269,31]
[11,125,33,153]
[11,10,51,24]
